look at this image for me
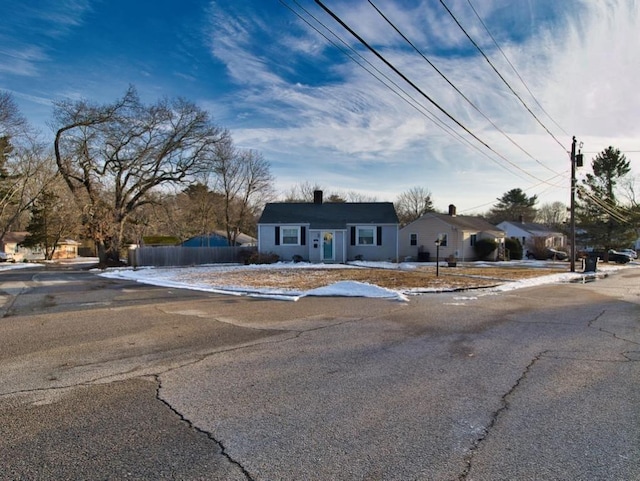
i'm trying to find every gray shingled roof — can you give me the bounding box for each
[258,202,399,229]
[503,221,563,235]
[432,213,503,233]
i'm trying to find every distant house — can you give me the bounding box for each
[180,230,256,247]
[0,232,32,261]
[0,232,79,261]
[257,190,399,263]
[52,239,80,259]
[497,220,566,258]
[399,205,506,261]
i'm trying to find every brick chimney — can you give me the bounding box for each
[313,190,323,204]
[448,204,457,216]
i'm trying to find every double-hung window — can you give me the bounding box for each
[357,227,375,245]
[438,233,448,247]
[410,233,418,246]
[281,227,300,245]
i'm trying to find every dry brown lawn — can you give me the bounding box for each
[183,264,570,292]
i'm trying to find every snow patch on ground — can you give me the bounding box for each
[96,260,637,302]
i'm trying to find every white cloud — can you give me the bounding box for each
[262,1,636,208]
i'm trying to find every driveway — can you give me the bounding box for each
[1,263,638,480]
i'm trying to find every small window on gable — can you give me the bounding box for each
[470,234,477,246]
[410,233,418,246]
[281,227,300,245]
[357,226,375,245]
[438,233,448,247]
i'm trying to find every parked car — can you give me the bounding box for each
[587,249,632,264]
[619,248,638,259]
[0,252,10,262]
[526,248,568,261]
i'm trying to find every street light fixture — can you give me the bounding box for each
[435,238,441,277]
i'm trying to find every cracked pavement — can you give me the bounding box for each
[0,263,638,480]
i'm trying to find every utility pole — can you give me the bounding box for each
[570,137,576,272]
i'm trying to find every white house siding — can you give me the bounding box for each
[497,221,566,256]
[346,224,398,262]
[258,224,396,263]
[258,224,309,262]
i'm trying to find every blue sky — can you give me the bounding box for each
[2,0,639,213]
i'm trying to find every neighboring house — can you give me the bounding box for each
[52,239,80,259]
[257,190,399,263]
[399,205,506,261]
[0,232,79,261]
[181,230,256,247]
[0,232,31,261]
[497,220,567,258]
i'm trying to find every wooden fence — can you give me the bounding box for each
[128,246,257,267]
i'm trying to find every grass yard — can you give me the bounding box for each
[188,264,571,291]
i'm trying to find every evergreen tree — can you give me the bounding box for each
[576,146,635,249]
[21,190,77,260]
[487,188,537,223]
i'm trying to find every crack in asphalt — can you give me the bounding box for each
[460,307,639,479]
[151,374,255,481]
[458,350,548,480]
[589,309,640,346]
[0,313,365,400]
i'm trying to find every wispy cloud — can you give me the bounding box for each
[0,0,92,78]
[202,0,639,207]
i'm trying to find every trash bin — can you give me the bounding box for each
[584,257,597,272]
[417,252,430,262]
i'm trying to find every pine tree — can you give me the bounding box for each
[21,190,73,260]
[576,146,635,250]
[487,188,537,223]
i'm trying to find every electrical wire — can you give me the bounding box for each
[367,0,561,177]
[465,0,569,137]
[280,0,531,182]
[576,186,630,223]
[313,0,559,185]
[439,0,567,152]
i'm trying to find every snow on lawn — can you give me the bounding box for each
[98,260,638,302]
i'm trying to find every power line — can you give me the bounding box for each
[576,186,630,224]
[314,0,558,185]
[280,0,531,182]
[367,0,561,177]
[458,172,570,214]
[465,0,569,137]
[439,0,567,152]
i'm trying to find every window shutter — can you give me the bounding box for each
[301,226,306,245]
[377,226,382,246]
[275,226,280,245]
[351,226,356,246]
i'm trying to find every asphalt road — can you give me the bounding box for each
[0,262,638,480]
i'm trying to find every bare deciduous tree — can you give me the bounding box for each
[394,186,434,226]
[535,201,567,229]
[212,139,274,243]
[0,92,56,241]
[53,86,229,264]
[283,181,325,202]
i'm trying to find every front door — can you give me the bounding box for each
[322,231,334,261]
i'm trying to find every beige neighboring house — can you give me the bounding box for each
[399,205,506,262]
[0,232,79,261]
[52,239,80,259]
